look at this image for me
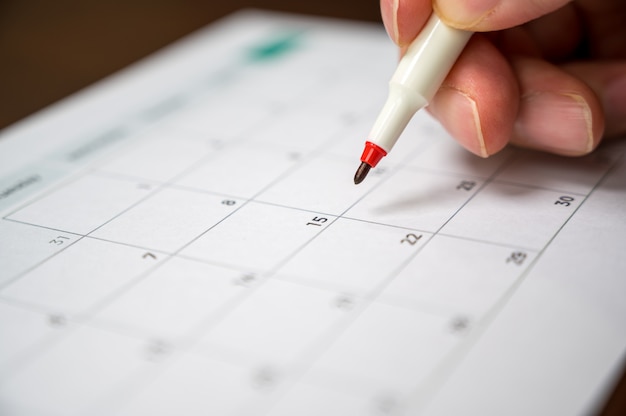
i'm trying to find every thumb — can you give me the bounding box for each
[433,0,572,31]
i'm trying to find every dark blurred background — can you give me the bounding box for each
[0,0,381,129]
[0,1,624,414]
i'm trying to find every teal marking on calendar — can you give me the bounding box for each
[246,32,302,62]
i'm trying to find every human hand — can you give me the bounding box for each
[380,0,626,157]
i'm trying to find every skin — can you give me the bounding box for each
[380,0,626,157]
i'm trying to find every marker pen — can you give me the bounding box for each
[354,13,473,184]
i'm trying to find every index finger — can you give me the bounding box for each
[380,0,433,46]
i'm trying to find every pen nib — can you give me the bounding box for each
[354,162,371,185]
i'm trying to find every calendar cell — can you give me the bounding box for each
[406,132,512,178]
[327,109,432,168]
[175,143,299,199]
[181,201,334,273]
[302,72,387,116]
[97,131,214,183]
[442,181,583,249]
[7,174,154,235]
[249,108,349,154]
[266,382,371,416]
[200,279,345,367]
[92,187,242,253]
[167,96,273,141]
[308,302,457,396]
[345,167,483,232]
[0,325,149,416]
[2,237,163,316]
[95,257,246,340]
[0,220,79,286]
[114,353,264,416]
[256,155,386,216]
[0,302,56,371]
[276,218,428,295]
[381,235,536,319]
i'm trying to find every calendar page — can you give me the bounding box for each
[0,10,625,416]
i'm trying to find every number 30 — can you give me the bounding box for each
[555,196,575,206]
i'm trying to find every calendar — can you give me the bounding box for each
[1,11,625,416]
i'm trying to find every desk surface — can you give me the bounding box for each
[0,2,624,414]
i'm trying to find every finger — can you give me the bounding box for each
[433,0,572,31]
[562,61,626,138]
[380,0,432,46]
[510,56,605,155]
[428,35,518,157]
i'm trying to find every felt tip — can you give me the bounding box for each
[354,162,371,185]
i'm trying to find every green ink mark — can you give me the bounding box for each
[247,32,302,62]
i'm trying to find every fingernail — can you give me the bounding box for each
[515,92,594,155]
[380,0,400,45]
[431,87,488,157]
[604,75,626,137]
[433,0,499,29]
